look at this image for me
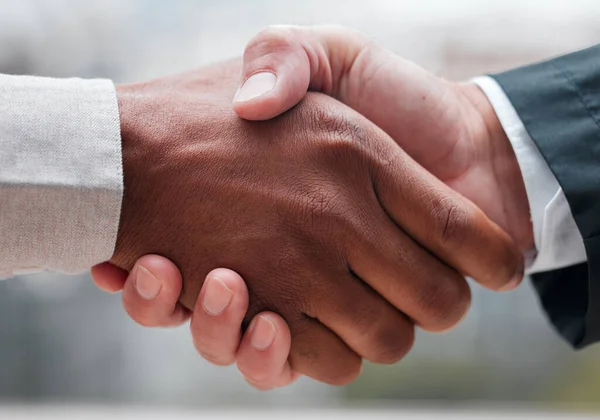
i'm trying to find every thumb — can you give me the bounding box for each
[233,25,371,121]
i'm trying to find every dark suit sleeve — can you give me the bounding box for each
[491,44,600,349]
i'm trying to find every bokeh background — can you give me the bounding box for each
[1,0,600,417]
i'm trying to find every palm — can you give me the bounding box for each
[341,50,531,250]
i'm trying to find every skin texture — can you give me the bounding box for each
[92,258,299,390]
[92,25,533,390]
[234,25,533,253]
[104,58,523,385]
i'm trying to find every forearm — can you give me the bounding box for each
[0,74,122,277]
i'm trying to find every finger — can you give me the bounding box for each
[91,262,128,293]
[289,316,362,386]
[370,134,524,291]
[234,25,370,121]
[236,312,300,390]
[122,255,190,327]
[236,25,524,290]
[190,268,248,366]
[348,204,471,332]
[307,270,416,362]
[233,24,445,164]
[244,372,302,392]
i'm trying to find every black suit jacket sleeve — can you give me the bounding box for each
[491,44,600,349]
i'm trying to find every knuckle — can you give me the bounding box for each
[318,25,372,52]
[317,108,366,150]
[289,319,362,386]
[368,322,415,364]
[430,196,474,247]
[345,304,413,364]
[418,276,471,332]
[323,358,363,386]
[309,104,367,156]
[245,26,296,57]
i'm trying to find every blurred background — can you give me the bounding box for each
[1,0,600,417]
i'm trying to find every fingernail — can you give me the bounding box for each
[234,72,276,102]
[135,266,162,300]
[203,276,233,316]
[250,315,276,350]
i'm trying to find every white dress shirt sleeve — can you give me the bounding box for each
[0,74,122,278]
[472,76,587,274]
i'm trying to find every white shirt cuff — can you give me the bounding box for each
[0,74,123,277]
[472,76,586,274]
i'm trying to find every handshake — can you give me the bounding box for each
[92,26,532,389]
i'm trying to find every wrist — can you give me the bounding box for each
[110,83,149,270]
[458,81,534,253]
